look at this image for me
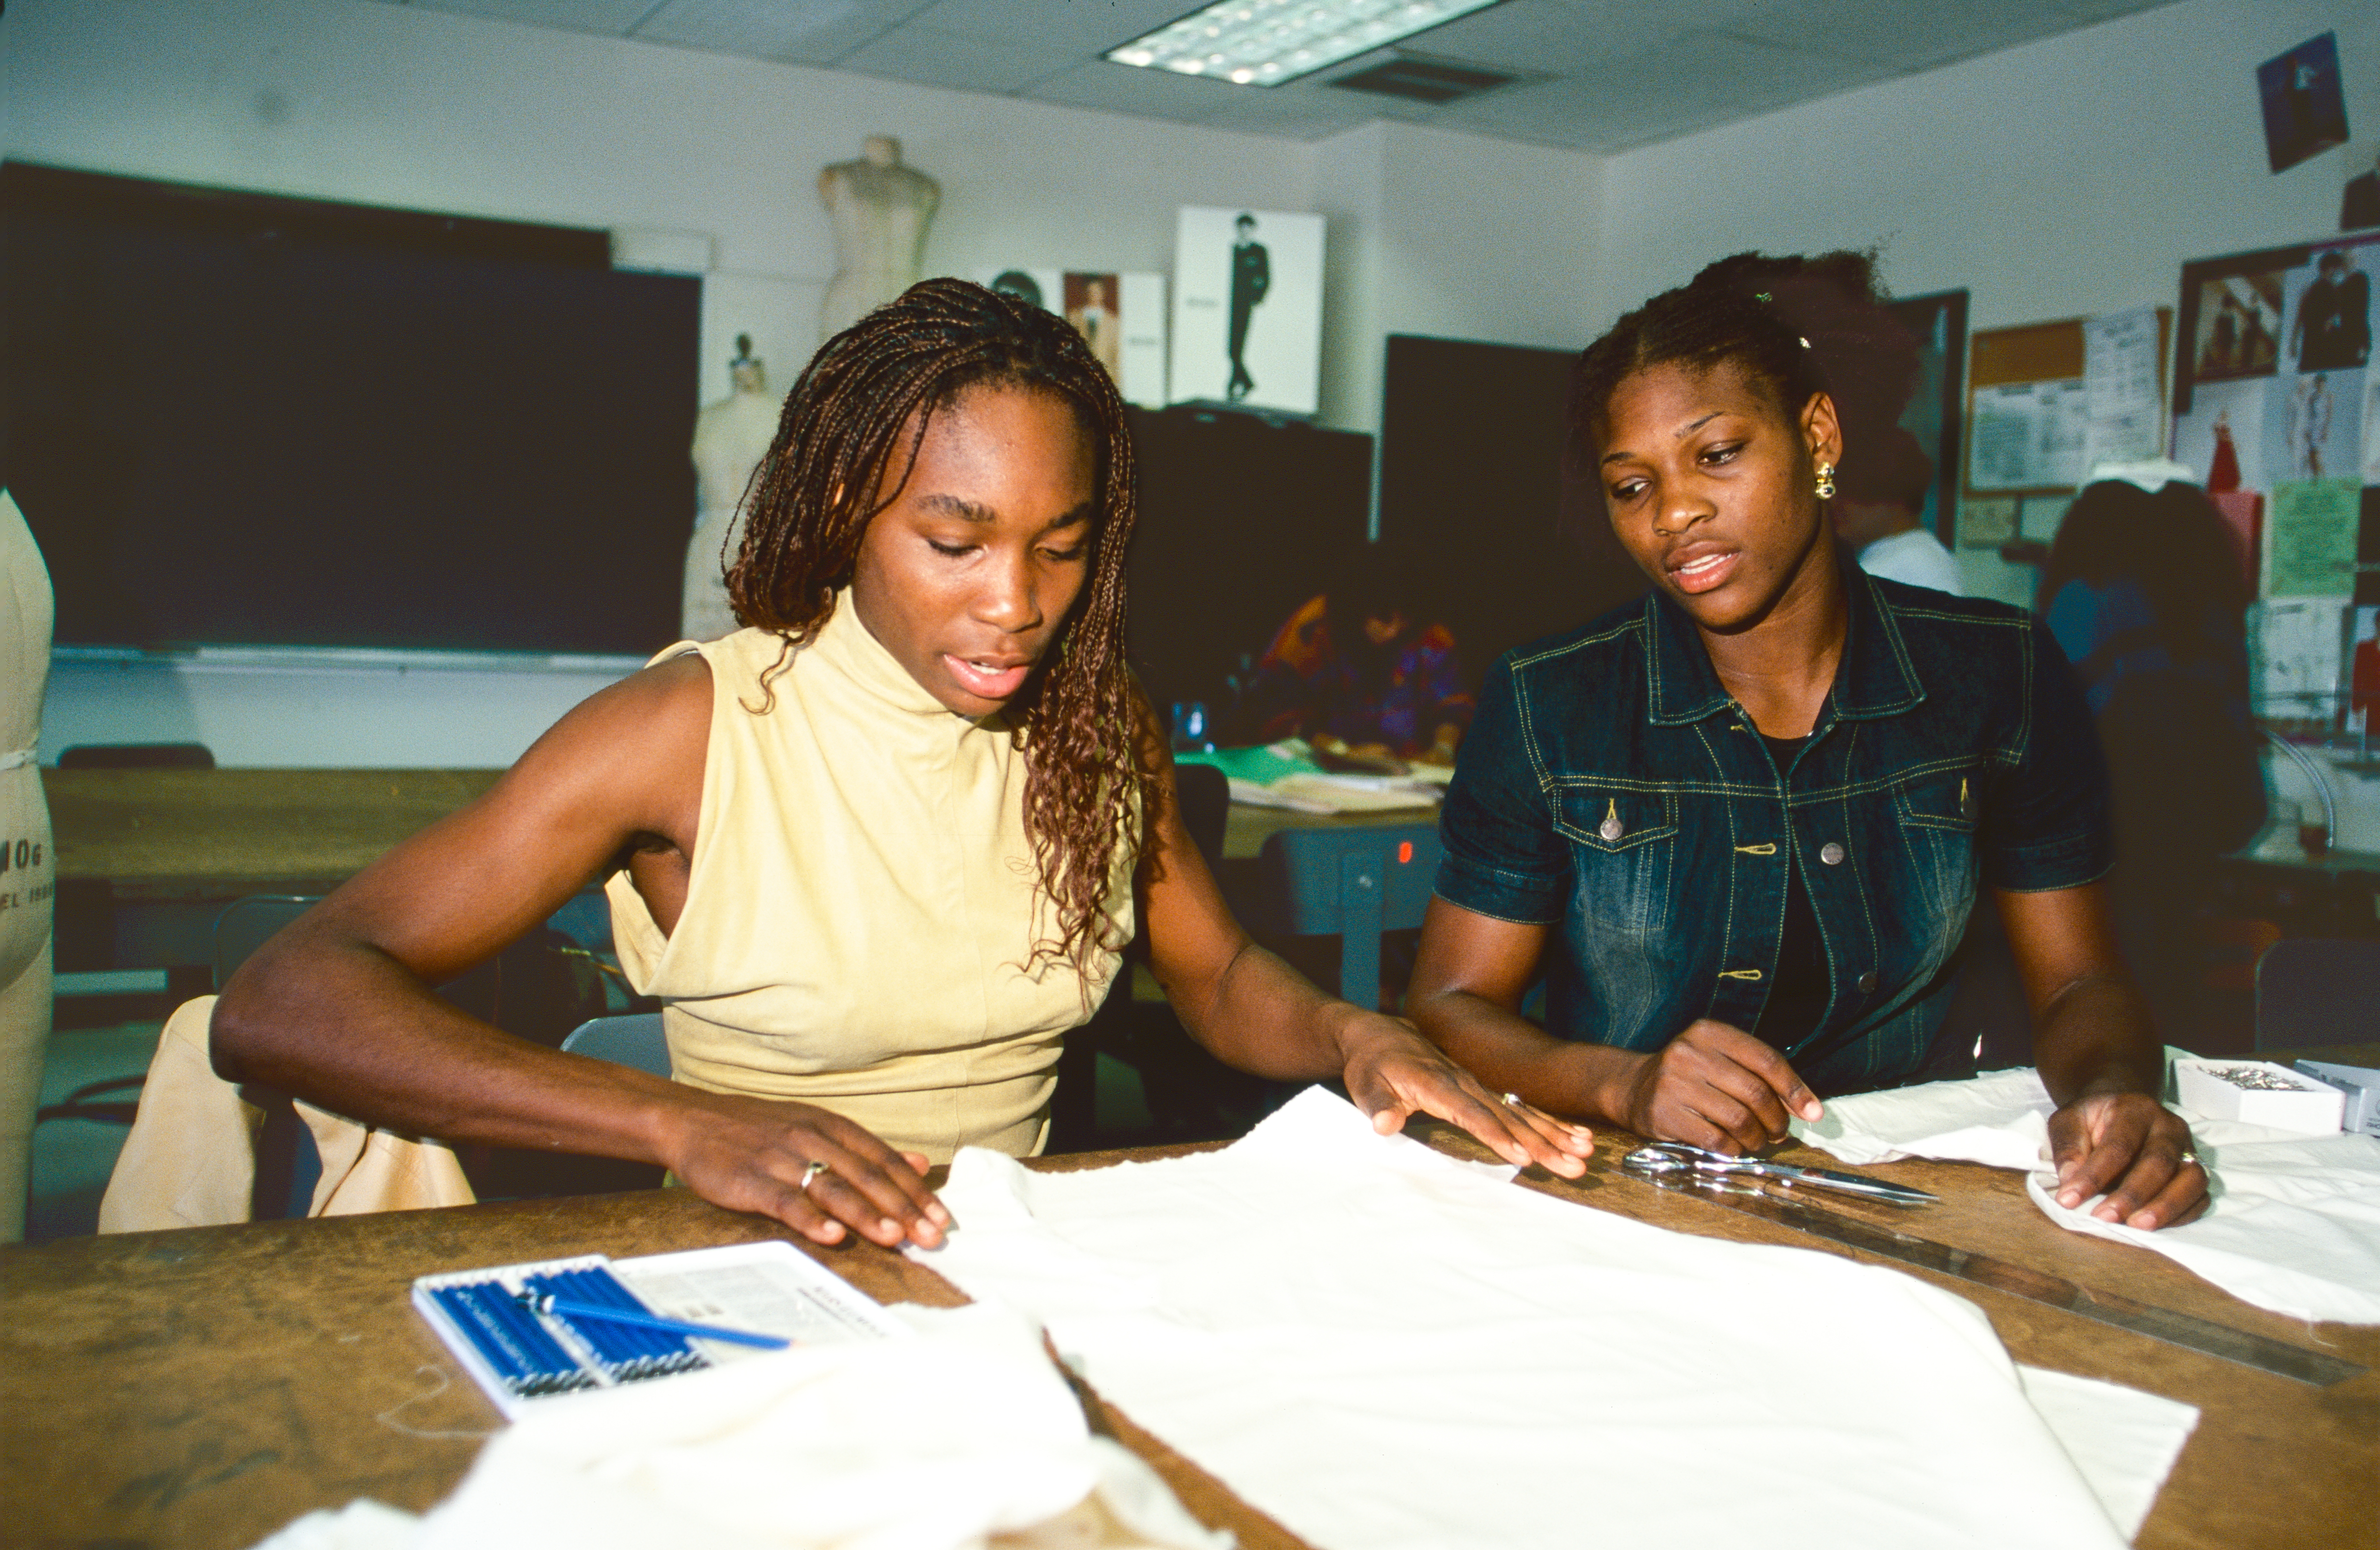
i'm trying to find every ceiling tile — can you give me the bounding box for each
[1398,0,1633,75]
[1445,29,1891,151]
[903,0,1196,56]
[397,0,663,33]
[1023,59,1246,122]
[1199,82,1388,140]
[631,0,918,64]
[1718,0,2103,71]
[836,24,1084,94]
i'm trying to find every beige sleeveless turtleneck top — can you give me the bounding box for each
[604,597,1134,1162]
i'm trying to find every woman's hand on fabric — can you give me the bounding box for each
[1335,1013,1592,1175]
[1616,1020,1823,1153]
[2047,1090,2208,1229]
[656,1093,952,1248]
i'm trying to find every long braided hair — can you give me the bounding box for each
[1568,251,1919,480]
[724,277,1149,984]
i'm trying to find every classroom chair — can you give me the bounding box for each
[1254,823,1445,1011]
[2255,938,2380,1051]
[559,1013,670,1079]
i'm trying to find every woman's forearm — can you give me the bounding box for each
[213,932,691,1163]
[1406,987,1638,1126]
[2029,971,2163,1108]
[1158,939,1373,1081]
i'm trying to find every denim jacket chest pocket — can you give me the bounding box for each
[1551,786,1681,937]
[1891,764,1983,957]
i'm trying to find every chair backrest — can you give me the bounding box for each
[58,742,215,769]
[213,895,319,990]
[560,1013,671,1078]
[2255,938,2380,1050]
[1256,823,1444,1009]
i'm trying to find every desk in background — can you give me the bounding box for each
[7,1056,2376,1550]
[46,768,506,977]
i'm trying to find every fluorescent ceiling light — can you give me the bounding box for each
[1104,0,1503,88]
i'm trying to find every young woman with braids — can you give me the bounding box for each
[212,280,1587,1250]
[1406,252,2209,1231]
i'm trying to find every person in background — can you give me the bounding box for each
[1243,541,1473,765]
[0,491,54,1243]
[1409,250,2209,1232]
[1831,424,1961,595]
[2038,477,2265,1049]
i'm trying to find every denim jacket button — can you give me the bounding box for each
[1599,814,1624,842]
[1857,970,1879,993]
[1820,842,1845,865]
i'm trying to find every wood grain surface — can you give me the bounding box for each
[6,1106,2376,1550]
[45,769,505,893]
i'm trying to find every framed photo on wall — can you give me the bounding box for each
[1168,206,1324,415]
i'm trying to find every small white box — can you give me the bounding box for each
[2174,1058,2346,1133]
[2296,1061,2380,1136]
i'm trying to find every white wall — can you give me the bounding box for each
[1596,0,2379,607]
[1595,0,2375,335]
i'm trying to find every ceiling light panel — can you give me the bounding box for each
[1104,0,1504,87]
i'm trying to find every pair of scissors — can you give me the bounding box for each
[1622,1142,1937,1206]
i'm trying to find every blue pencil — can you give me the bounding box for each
[516,1291,790,1350]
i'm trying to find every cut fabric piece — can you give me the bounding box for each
[914,1088,2145,1550]
[1799,1062,2380,1325]
[2014,1365,2199,1541]
[250,1303,1225,1550]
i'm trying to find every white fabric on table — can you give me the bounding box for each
[1796,1065,2380,1326]
[912,1088,2178,1550]
[252,1303,1225,1550]
[2013,1367,2199,1541]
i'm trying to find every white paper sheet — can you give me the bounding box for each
[1798,1066,2380,1325]
[914,1089,2155,1550]
[251,1304,1226,1550]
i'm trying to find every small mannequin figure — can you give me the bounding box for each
[684,335,783,641]
[818,136,940,337]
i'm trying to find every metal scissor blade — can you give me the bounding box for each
[1629,1144,1936,1205]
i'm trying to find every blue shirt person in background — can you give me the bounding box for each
[1407,251,2208,1232]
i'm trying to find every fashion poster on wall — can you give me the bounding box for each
[976,267,1167,407]
[2266,368,2363,484]
[1169,207,1324,416]
[2257,32,2350,175]
[2171,377,2269,495]
[2190,271,2284,382]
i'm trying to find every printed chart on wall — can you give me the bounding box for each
[2172,232,2379,725]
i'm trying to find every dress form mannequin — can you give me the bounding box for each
[683,336,783,641]
[818,136,940,337]
[0,489,54,1242]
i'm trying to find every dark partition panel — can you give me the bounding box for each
[3,162,697,656]
[1125,405,1373,715]
[1377,335,1646,681]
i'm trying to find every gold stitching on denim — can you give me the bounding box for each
[1735,843,1776,855]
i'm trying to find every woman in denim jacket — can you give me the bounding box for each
[1409,253,2206,1231]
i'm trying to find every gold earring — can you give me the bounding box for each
[1815,461,1836,500]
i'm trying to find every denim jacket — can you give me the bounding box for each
[1435,568,2112,1094]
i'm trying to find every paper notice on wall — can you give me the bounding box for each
[1970,380,2090,489]
[2264,477,2361,597]
[2251,596,2348,715]
[2082,306,2165,469]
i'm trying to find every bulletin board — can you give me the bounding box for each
[1963,311,2172,500]
[2168,232,2379,725]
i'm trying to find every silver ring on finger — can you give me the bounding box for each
[2175,1149,2201,1168]
[1501,1092,1522,1108]
[800,1159,831,1194]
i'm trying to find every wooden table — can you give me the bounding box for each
[8,1078,2377,1550]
